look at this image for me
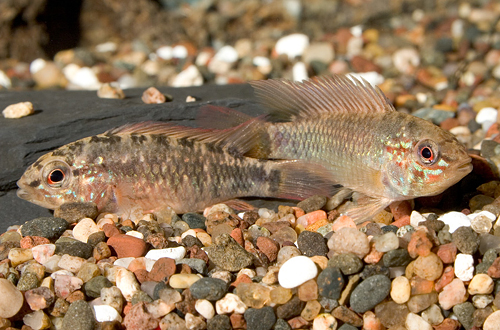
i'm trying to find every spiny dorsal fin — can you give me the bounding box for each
[105,120,261,155]
[249,74,395,121]
[197,105,255,129]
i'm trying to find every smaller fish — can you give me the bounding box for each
[17,122,334,219]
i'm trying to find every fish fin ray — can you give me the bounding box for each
[343,195,392,224]
[197,105,255,129]
[222,199,257,212]
[275,160,339,200]
[250,74,395,121]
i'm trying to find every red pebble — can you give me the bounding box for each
[106,234,148,258]
[410,276,434,295]
[436,243,458,264]
[390,200,412,221]
[231,274,252,288]
[20,236,50,249]
[487,257,500,278]
[433,318,461,330]
[230,227,244,246]
[134,269,149,284]
[148,257,176,282]
[230,313,246,329]
[288,316,309,329]
[123,302,159,330]
[256,237,279,262]
[102,223,120,237]
[435,266,455,292]
[407,230,433,258]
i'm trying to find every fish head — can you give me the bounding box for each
[16,148,84,209]
[384,117,472,199]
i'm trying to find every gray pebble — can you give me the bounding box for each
[55,237,93,259]
[274,318,292,330]
[21,217,68,239]
[131,290,154,305]
[61,300,95,330]
[205,234,253,272]
[382,249,412,267]
[182,212,207,230]
[244,306,276,330]
[297,230,328,257]
[349,275,391,313]
[83,276,112,298]
[452,226,479,254]
[327,253,363,275]
[189,277,228,301]
[453,302,475,330]
[17,272,39,291]
[207,314,232,330]
[276,296,305,319]
[317,267,345,300]
[54,202,98,223]
[177,258,207,274]
[297,195,327,213]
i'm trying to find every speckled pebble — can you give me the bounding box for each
[21,217,69,239]
[452,226,479,254]
[61,300,96,330]
[189,277,228,301]
[328,227,370,259]
[244,306,276,330]
[349,275,391,313]
[317,267,345,300]
[297,230,328,257]
[327,253,363,275]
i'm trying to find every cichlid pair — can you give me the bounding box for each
[17,75,472,221]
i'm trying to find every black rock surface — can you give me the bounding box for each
[0,84,263,232]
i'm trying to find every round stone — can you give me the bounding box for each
[391,276,411,304]
[452,226,479,254]
[413,252,443,281]
[182,213,207,230]
[244,306,276,330]
[468,274,494,295]
[327,227,370,259]
[297,195,327,213]
[0,278,24,318]
[297,230,328,257]
[189,277,228,301]
[21,217,69,239]
[169,274,201,289]
[61,300,95,330]
[484,310,500,330]
[327,253,363,275]
[278,256,318,289]
[382,249,412,267]
[317,267,345,300]
[349,275,391,313]
[55,237,93,259]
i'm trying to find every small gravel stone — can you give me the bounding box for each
[405,312,432,330]
[391,276,411,304]
[276,296,305,320]
[97,82,125,99]
[438,212,471,233]
[452,226,479,254]
[484,310,500,330]
[452,302,475,330]
[55,237,93,259]
[328,227,370,259]
[145,246,186,261]
[182,213,207,230]
[278,256,318,289]
[189,277,228,301]
[21,217,69,239]
[332,305,363,327]
[297,230,328,257]
[297,195,327,213]
[317,267,344,300]
[61,300,96,330]
[414,252,443,281]
[382,248,412,267]
[54,202,98,223]
[0,278,24,318]
[421,304,444,325]
[83,275,112,298]
[207,314,232,330]
[454,253,475,281]
[349,275,391,313]
[244,306,276,330]
[2,101,34,119]
[176,258,207,274]
[439,278,467,310]
[327,253,363,275]
[206,234,253,272]
[468,274,494,295]
[375,300,409,328]
[142,86,167,104]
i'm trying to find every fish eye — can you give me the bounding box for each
[416,139,439,165]
[48,169,65,185]
[41,161,72,188]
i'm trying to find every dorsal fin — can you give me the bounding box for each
[105,120,261,155]
[249,74,395,121]
[197,105,255,129]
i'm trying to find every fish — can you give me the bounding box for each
[16,121,336,220]
[198,75,473,222]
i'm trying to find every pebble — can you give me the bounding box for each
[195,299,215,319]
[373,231,399,252]
[413,252,443,281]
[439,278,467,310]
[438,211,471,233]
[145,246,186,261]
[452,302,475,330]
[454,253,475,281]
[297,230,328,257]
[468,274,494,295]
[349,275,391,313]
[2,101,34,119]
[0,278,24,318]
[206,234,253,272]
[312,313,337,330]
[391,276,411,304]
[327,227,370,259]
[244,306,276,330]
[189,277,228,301]
[54,202,98,223]
[171,64,203,87]
[274,33,309,59]
[317,267,344,300]
[215,293,247,314]
[405,313,432,330]
[141,86,167,104]
[483,310,500,330]
[23,310,52,330]
[93,304,122,322]
[61,300,96,330]
[278,256,318,289]
[21,217,69,239]
[452,226,479,254]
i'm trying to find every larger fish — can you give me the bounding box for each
[16,122,334,219]
[201,75,473,222]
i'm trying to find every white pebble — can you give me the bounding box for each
[156,46,173,60]
[454,253,474,281]
[0,70,11,89]
[195,299,215,319]
[438,211,471,233]
[275,33,309,59]
[451,19,465,39]
[195,50,213,67]
[95,42,117,53]
[72,218,100,243]
[171,65,203,87]
[186,96,196,102]
[115,268,140,301]
[278,256,318,289]
[476,107,498,132]
[405,312,432,330]
[292,62,308,82]
[214,45,238,63]
[23,310,51,330]
[93,304,122,322]
[145,246,186,261]
[63,64,100,90]
[215,293,247,314]
[253,56,272,75]
[113,257,135,269]
[30,58,46,74]
[392,48,420,74]
[2,101,34,119]
[346,36,363,58]
[472,294,494,309]
[172,45,188,59]
[410,210,427,227]
[373,232,399,252]
[125,230,144,239]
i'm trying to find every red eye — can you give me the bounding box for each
[47,169,65,186]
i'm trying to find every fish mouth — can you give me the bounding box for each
[456,160,473,174]
[16,187,30,201]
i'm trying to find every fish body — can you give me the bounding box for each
[16,122,333,219]
[200,75,473,221]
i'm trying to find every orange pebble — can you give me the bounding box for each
[296,210,327,227]
[435,266,455,292]
[410,276,435,295]
[292,207,305,218]
[331,215,356,232]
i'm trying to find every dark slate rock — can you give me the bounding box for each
[86,231,106,247]
[327,253,363,275]
[244,306,276,330]
[0,84,260,233]
[317,267,345,300]
[453,302,475,330]
[207,314,232,330]
[350,275,391,313]
[276,296,305,320]
[381,225,398,234]
[54,202,98,223]
[182,212,207,230]
[452,226,479,254]
[297,230,328,257]
[189,277,228,301]
[61,300,96,330]
[296,195,327,213]
[382,249,412,267]
[274,319,292,330]
[55,237,93,258]
[176,258,208,274]
[83,276,112,298]
[319,297,339,313]
[20,217,68,239]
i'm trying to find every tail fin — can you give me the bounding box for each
[274,160,338,201]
